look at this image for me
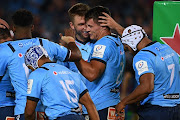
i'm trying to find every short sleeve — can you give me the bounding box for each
[90,38,111,64]
[79,79,88,99]
[133,53,155,81]
[0,48,10,76]
[43,39,70,62]
[27,71,44,100]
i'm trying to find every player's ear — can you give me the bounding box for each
[31,25,34,32]
[12,26,16,33]
[69,22,75,30]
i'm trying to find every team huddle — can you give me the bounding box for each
[0,2,180,120]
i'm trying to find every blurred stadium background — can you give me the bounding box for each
[0,0,160,43]
[1,0,179,120]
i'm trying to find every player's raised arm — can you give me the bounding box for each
[59,34,82,62]
[98,12,124,35]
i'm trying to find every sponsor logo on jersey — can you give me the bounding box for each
[92,45,106,58]
[161,57,164,61]
[135,60,148,75]
[27,79,33,94]
[58,71,71,74]
[161,53,175,61]
[18,43,23,47]
[53,71,58,75]
[18,53,23,58]
[163,93,179,99]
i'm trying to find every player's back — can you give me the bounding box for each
[29,63,87,119]
[135,42,180,106]
[0,37,68,115]
[0,42,15,107]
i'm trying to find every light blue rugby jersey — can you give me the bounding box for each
[133,42,180,107]
[82,34,125,113]
[0,37,69,115]
[57,39,94,73]
[27,63,88,120]
[0,42,15,107]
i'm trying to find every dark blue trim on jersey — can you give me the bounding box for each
[14,37,31,40]
[90,58,106,65]
[145,41,157,47]
[76,38,89,45]
[79,89,88,99]
[141,50,156,56]
[64,49,70,62]
[40,67,49,70]
[27,96,39,102]
[0,76,3,81]
[39,38,43,46]
[7,43,15,52]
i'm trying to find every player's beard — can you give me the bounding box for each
[75,28,89,42]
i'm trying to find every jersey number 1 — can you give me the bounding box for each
[59,80,78,103]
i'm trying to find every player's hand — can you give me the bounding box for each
[115,109,125,120]
[115,102,126,120]
[64,28,75,38]
[59,33,75,44]
[98,12,119,30]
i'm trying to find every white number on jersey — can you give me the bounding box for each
[168,64,175,88]
[59,80,78,103]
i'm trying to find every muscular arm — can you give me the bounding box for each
[79,92,100,120]
[61,36,105,82]
[98,12,124,35]
[59,35,82,62]
[75,59,106,82]
[68,42,82,62]
[25,99,38,120]
[116,73,154,113]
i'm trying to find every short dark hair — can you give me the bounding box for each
[85,6,111,25]
[0,28,11,40]
[68,3,90,22]
[12,9,33,27]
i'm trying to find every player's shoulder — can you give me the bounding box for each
[0,41,15,57]
[30,67,49,79]
[98,34,121,46]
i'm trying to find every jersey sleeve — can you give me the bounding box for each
[27,71,44,102]
[43,39,70,62]
[0,48,10,76]
[79,79,88,99]
[90,37,111,64]
[133,52,155,82]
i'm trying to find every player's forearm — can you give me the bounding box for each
[68,42,82,61]
[121,84,150,105]
[75,60,98,82]
[25,111,35,120]
[114,24,124,36]
[86,104,100,120]
[79,93,100,120]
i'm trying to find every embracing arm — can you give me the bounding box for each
[60,35,82,62]
[61,36,105,82]
[116,73,154,113]
[79,92,100,120]
[25,98,38,120]
[99,12,124,35]
[75,59,105,82]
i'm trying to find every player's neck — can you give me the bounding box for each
[76,35,88,43]
[137,37,152,51]
[97,29,111,40]
[14,31,32,40]
[38,58,51,68]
